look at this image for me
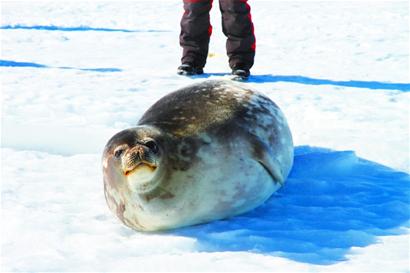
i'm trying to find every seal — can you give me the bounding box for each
[102,80,293,231]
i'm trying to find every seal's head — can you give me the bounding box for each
[103,125,164,194]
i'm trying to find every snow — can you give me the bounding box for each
[1,0,409,272]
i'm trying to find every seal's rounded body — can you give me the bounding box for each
[103,80,293,231]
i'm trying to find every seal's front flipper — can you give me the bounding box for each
[251,137,284,185]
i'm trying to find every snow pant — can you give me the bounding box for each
[179,0,255,70]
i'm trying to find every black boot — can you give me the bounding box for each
[177,64,204,76]
[232,68,250,81]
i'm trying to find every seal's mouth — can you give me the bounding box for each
[121,144,159,177]
[124,161,157,176]
[124,160,160,194]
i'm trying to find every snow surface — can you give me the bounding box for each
[1,1,409,272]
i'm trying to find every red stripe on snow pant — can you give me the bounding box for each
[243,0,256,51]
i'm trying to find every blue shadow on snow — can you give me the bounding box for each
[0,59,122,73]
[196,73,410,91]
[250,74,410,91]
[0,24,170,33]
[172,146,410,265]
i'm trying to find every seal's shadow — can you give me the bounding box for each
[172,146,410,265]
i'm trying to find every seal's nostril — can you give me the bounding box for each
[127,152,139,165]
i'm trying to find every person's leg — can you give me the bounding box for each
[179,0,213,70]
[219,0,255,72]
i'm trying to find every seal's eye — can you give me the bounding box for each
[114,148,125,159]
[144,140,159,154]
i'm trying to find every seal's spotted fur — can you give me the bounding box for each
[103,80,293,231]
